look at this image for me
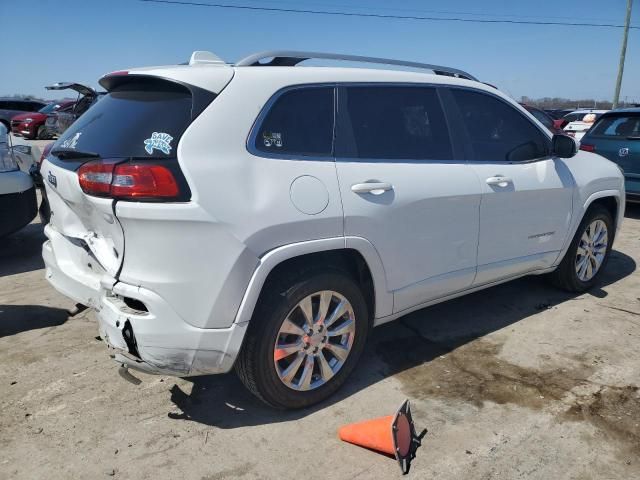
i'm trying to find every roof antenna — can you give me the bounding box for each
[189,51,225,66]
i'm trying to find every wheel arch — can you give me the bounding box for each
[553,190,623,269]
[233,237,393,327]
[583,190,623,233]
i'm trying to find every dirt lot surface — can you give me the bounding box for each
[1,193,639,479]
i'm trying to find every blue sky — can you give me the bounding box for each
[1,0,638,102]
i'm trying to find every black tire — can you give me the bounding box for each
[38,193,51,225]
[235,268,369,409]
[36,125,48,140]
[549,205,614,292]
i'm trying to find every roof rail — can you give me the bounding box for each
[235,50,477,81]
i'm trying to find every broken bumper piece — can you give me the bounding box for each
[97,280,249,377]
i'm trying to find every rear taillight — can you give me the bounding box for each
[78,161,180,200]
[580,143,596,152]
[111,164,179,198]
[78,161,114,196]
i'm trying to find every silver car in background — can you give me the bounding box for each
[0,124,37,236]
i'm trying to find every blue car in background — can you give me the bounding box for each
[580,108,640,203]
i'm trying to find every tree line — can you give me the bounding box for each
[520,96,640,110]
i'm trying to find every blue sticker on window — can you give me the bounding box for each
[144,132,173,155]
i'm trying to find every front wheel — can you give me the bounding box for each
[235,269,369,409]
[550,205,614,292]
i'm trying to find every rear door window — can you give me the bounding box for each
[338,86,452,161]
[564,114,578,123]
[451,89,549,162]
[55,80,195,158]
[254,87,334,157]
[589,114,640,138]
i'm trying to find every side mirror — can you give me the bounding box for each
[552,134,578,158]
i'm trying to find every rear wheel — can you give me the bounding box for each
[235,269,369,409]
[36,125,49,140]
[550,205,614,292]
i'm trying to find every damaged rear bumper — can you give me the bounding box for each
[43,227,248,376]
[96,281,248,376]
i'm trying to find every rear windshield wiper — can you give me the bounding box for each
[50,147,100,160]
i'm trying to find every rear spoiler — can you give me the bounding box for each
[98,74,216,121]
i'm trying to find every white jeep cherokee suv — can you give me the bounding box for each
[41,51,625,409]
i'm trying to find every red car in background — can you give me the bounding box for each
[11,100,74,140]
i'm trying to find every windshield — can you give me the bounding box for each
[38,103,59,114]
[589,114,640,138]
[54,80,193,158]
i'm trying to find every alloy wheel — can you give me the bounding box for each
[575,219,608,282]
[273,290,356,391]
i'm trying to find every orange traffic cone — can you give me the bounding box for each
[338,399,427,474]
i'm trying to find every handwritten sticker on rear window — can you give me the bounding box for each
[144,132,173,155]
[262,132,283,148]
[61,132,82,149]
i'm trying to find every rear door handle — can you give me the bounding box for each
[351,182,394,195]
[485,176,513,187]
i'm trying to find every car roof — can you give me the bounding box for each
[607,107,640,114]
[0,98,43,102]
[115,50,491,96]
[567,109,608,114]
[123,63,495,96]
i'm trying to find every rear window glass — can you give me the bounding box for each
[39,103,58,114]
[565,112,603,124]
[54,82,193,158]
[589,114,640,138]
[255,87,334,157]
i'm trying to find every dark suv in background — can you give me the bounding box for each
[0,98,46,133]
[44,83,102,136]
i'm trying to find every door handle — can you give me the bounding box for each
[485,176,513,187]
[351,182,394,195]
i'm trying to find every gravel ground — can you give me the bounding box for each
[1,186,639,479]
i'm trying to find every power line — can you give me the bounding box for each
[240,0,626,24]
[139,0,640,29]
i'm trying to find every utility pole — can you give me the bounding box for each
[613,0,633,109]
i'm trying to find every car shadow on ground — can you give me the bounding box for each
[0,223,45,277]
[0,305,69,337]
[168,248,636,429]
